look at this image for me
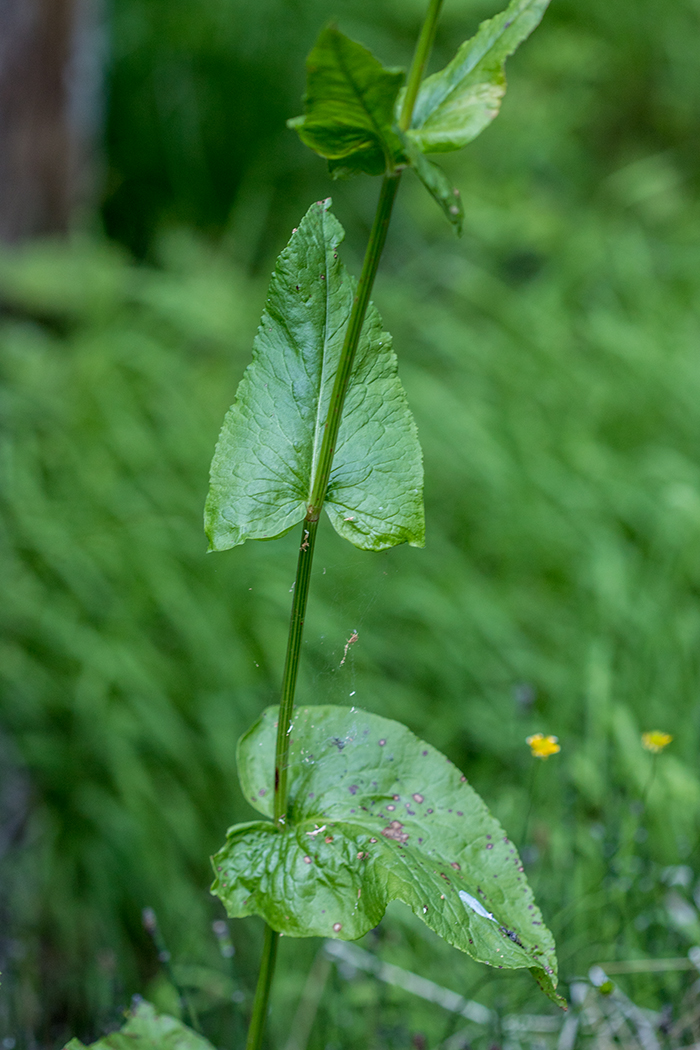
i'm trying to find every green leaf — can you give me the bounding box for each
[205,199,424,553]
[288,26,405,177]
[404,0,551,154]
[63,1000,215,1050]
[212,705,561,1003]
[399,132,464,235]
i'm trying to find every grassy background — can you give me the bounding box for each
[2,0,700,1045]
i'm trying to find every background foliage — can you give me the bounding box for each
[2,0,700,1045]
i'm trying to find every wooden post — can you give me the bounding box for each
[0,0,102,242]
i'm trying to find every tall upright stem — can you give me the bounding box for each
[306,174,400,520]
[245,924,279,1050]
[399,0,445,131]
[246,1,445,1046]
[273,171,400,827]
[274,517,319,825]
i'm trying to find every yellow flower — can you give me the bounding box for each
[641,730,672,753]
[526,733,561,760]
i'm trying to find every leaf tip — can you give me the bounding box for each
[530,966,567,1009]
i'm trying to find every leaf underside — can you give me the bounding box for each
[404,0,551,154]
[205,199,424,553]
[289,25,405,177]
[212,705,561,1003]
[63,1001,214,1050]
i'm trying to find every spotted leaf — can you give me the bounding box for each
[212,705,561,1004]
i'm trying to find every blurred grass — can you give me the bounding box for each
[3,176,700,1041]
[3,0,700,1044]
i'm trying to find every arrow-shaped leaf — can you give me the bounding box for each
[205,199,424,552]
[404,0,551,155]
[288,26,406,177]
[212,705,561,1004]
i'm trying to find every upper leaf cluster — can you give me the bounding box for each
[289,0,550,233]
[287,27,405,179]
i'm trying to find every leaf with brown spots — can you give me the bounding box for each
[211,705,561,1004]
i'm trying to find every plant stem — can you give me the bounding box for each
[142,907,201,1032]
[306,172,401,520]
[640,753,657,809]
[274,0,447,835]
[245,924,279,1050]
[274,172,399,823]
[248,2,446,1046]
[274,517,319,825]
[520,760,539,846]
[398,0,445,131]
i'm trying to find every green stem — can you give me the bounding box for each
[142,908,201,1033]
[274,173,400,823]
[274,173,400,822]
[274,517,319,825]
[399,0,445,131]
[520,760,539,846]
[640,753,657,809]
[245,924,279,1050]
[307,172,401,519]
[248,1,446,1045]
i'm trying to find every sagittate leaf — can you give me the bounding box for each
[63,1000,215,1050]
[212,705,561,1004]
[404,0,551,154]
[288,26,405,177]
[205,199,424,553]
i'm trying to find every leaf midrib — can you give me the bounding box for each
[331,30,394,168]
[307,212,337,505]
[249,813,549,970]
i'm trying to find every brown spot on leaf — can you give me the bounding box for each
[382,820,409,844]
